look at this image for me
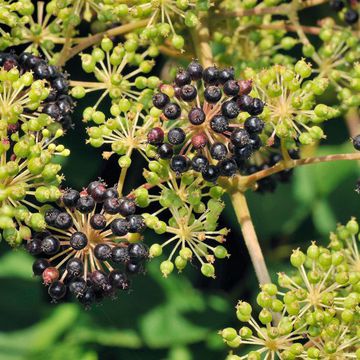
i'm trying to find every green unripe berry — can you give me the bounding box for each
[201,263,215,278]
[160,260,174,277]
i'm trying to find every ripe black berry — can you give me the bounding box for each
[44,208,60,226]
[111,246,130,263]
[175,69,191,86]
[219,159,237,177]
[90,213,107,229]
[127,215,146,233]
[180,84,197,101]
[104,187,118,199]
[26,239,42,255]
[170,155,190,173]
[70,232,88,250]
[33,258,50,275]
[76,196,96,213]
[249,133,262,150]
[329,0,344,11]
[43,103,61,119]
[66,258,84,277]
[79,287,96,306]
[111,218,130,236]
[128,242,149,262]
[109,270,129,289]
[147,127,164,145]
[158,143,174,159]
[103,197,121,214]
[345,8,359,24]
[210,143,228,160]
[87,181,101,194]
[202,165,220,182]
[187,61,203,80]
[188,107,205,125]
[202,66,219,84]
[153,92,170,109]
[48,281,67,300]
[126,261,144,275]
[204,86,222,103]
[223,80,240,96]
[230,128,251,147]
[163,102,181,120]
[221,101,240,119]
[237,94,254,112]
[69,277,87,297]
[352,135,360,150]
[219,68,234,83]
[248,98,264,116]
[54,212,73,229]
[33,62,51,79]
[192,155,209,172]
[119,198,136,217]
[244,116,264,134]
[233,144,253,160]
[41,235,60,255]
[89,270,111,291]
[94,244,112,260]
[90,183,107,202]
[52,76,69,94]
[168,128,186,145]
[62,189,80,208]
[210,115,229,133]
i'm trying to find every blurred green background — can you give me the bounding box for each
[1,8,360,358]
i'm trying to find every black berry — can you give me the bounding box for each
[158,143,174,159]
[119,198,136,217]
[111,218,129,236]
[48,281,67,300]
[170,155,190,173]
[168,128,186,145]
[103,197,121,214]
[192,155,209,172]
[111,246,130,263]
[202,66,219,84]
[188,107,206,125]
[94,244,112,260]
[221,101,240,119]
[127,215,146,233]
[41,235,60,255]
[164,102,181,120]
[223,80,240,96]
[204,86,222,103]
[90,213,107,229]
[70,232,88,250]
[153,92,170,109]
[62,189,80,208]
[187,61,203,80]
[244,116,264,134]
[76,196,96,213]
[33,258,50,275]
[66,258,84,277]
[202,165,220,182]
[175,69,191,86]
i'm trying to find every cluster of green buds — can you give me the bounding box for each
[0,0,34,28]
[219,0,286,12]
[112,0,206,50]
[244,62,340,145]
[302,21,360,110]
[132,163,229,278]
[221,218,360,359]
[71,37,159,116]
[0,2,65,61]
[0,129,69,246]
[46,0,118,23]
[86,102,160,167]
[213,17,296,72]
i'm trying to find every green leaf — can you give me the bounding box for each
[0,304,79,357]
[67,327,142,348]
[0,250,34,280]
[140,304,208,348]
[312,199,337,235]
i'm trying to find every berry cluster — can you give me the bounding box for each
[27,181,148,305]
[0,52,74,130]
[330,0,359,25]
[148,61,266,182]
[222,218,360,359]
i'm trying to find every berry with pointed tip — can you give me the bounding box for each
[175,70,191,86]
[187,61,203,80]
[62,189,80,208]
[103,197,121,214]
[164,102,181,119]
[203,66,219,84]
[76,196,96,213]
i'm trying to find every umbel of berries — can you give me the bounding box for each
[0,52,74,130]
[28,181,149,305]
[148,61,265,182]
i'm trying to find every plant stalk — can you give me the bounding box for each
[229,191,272,285]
